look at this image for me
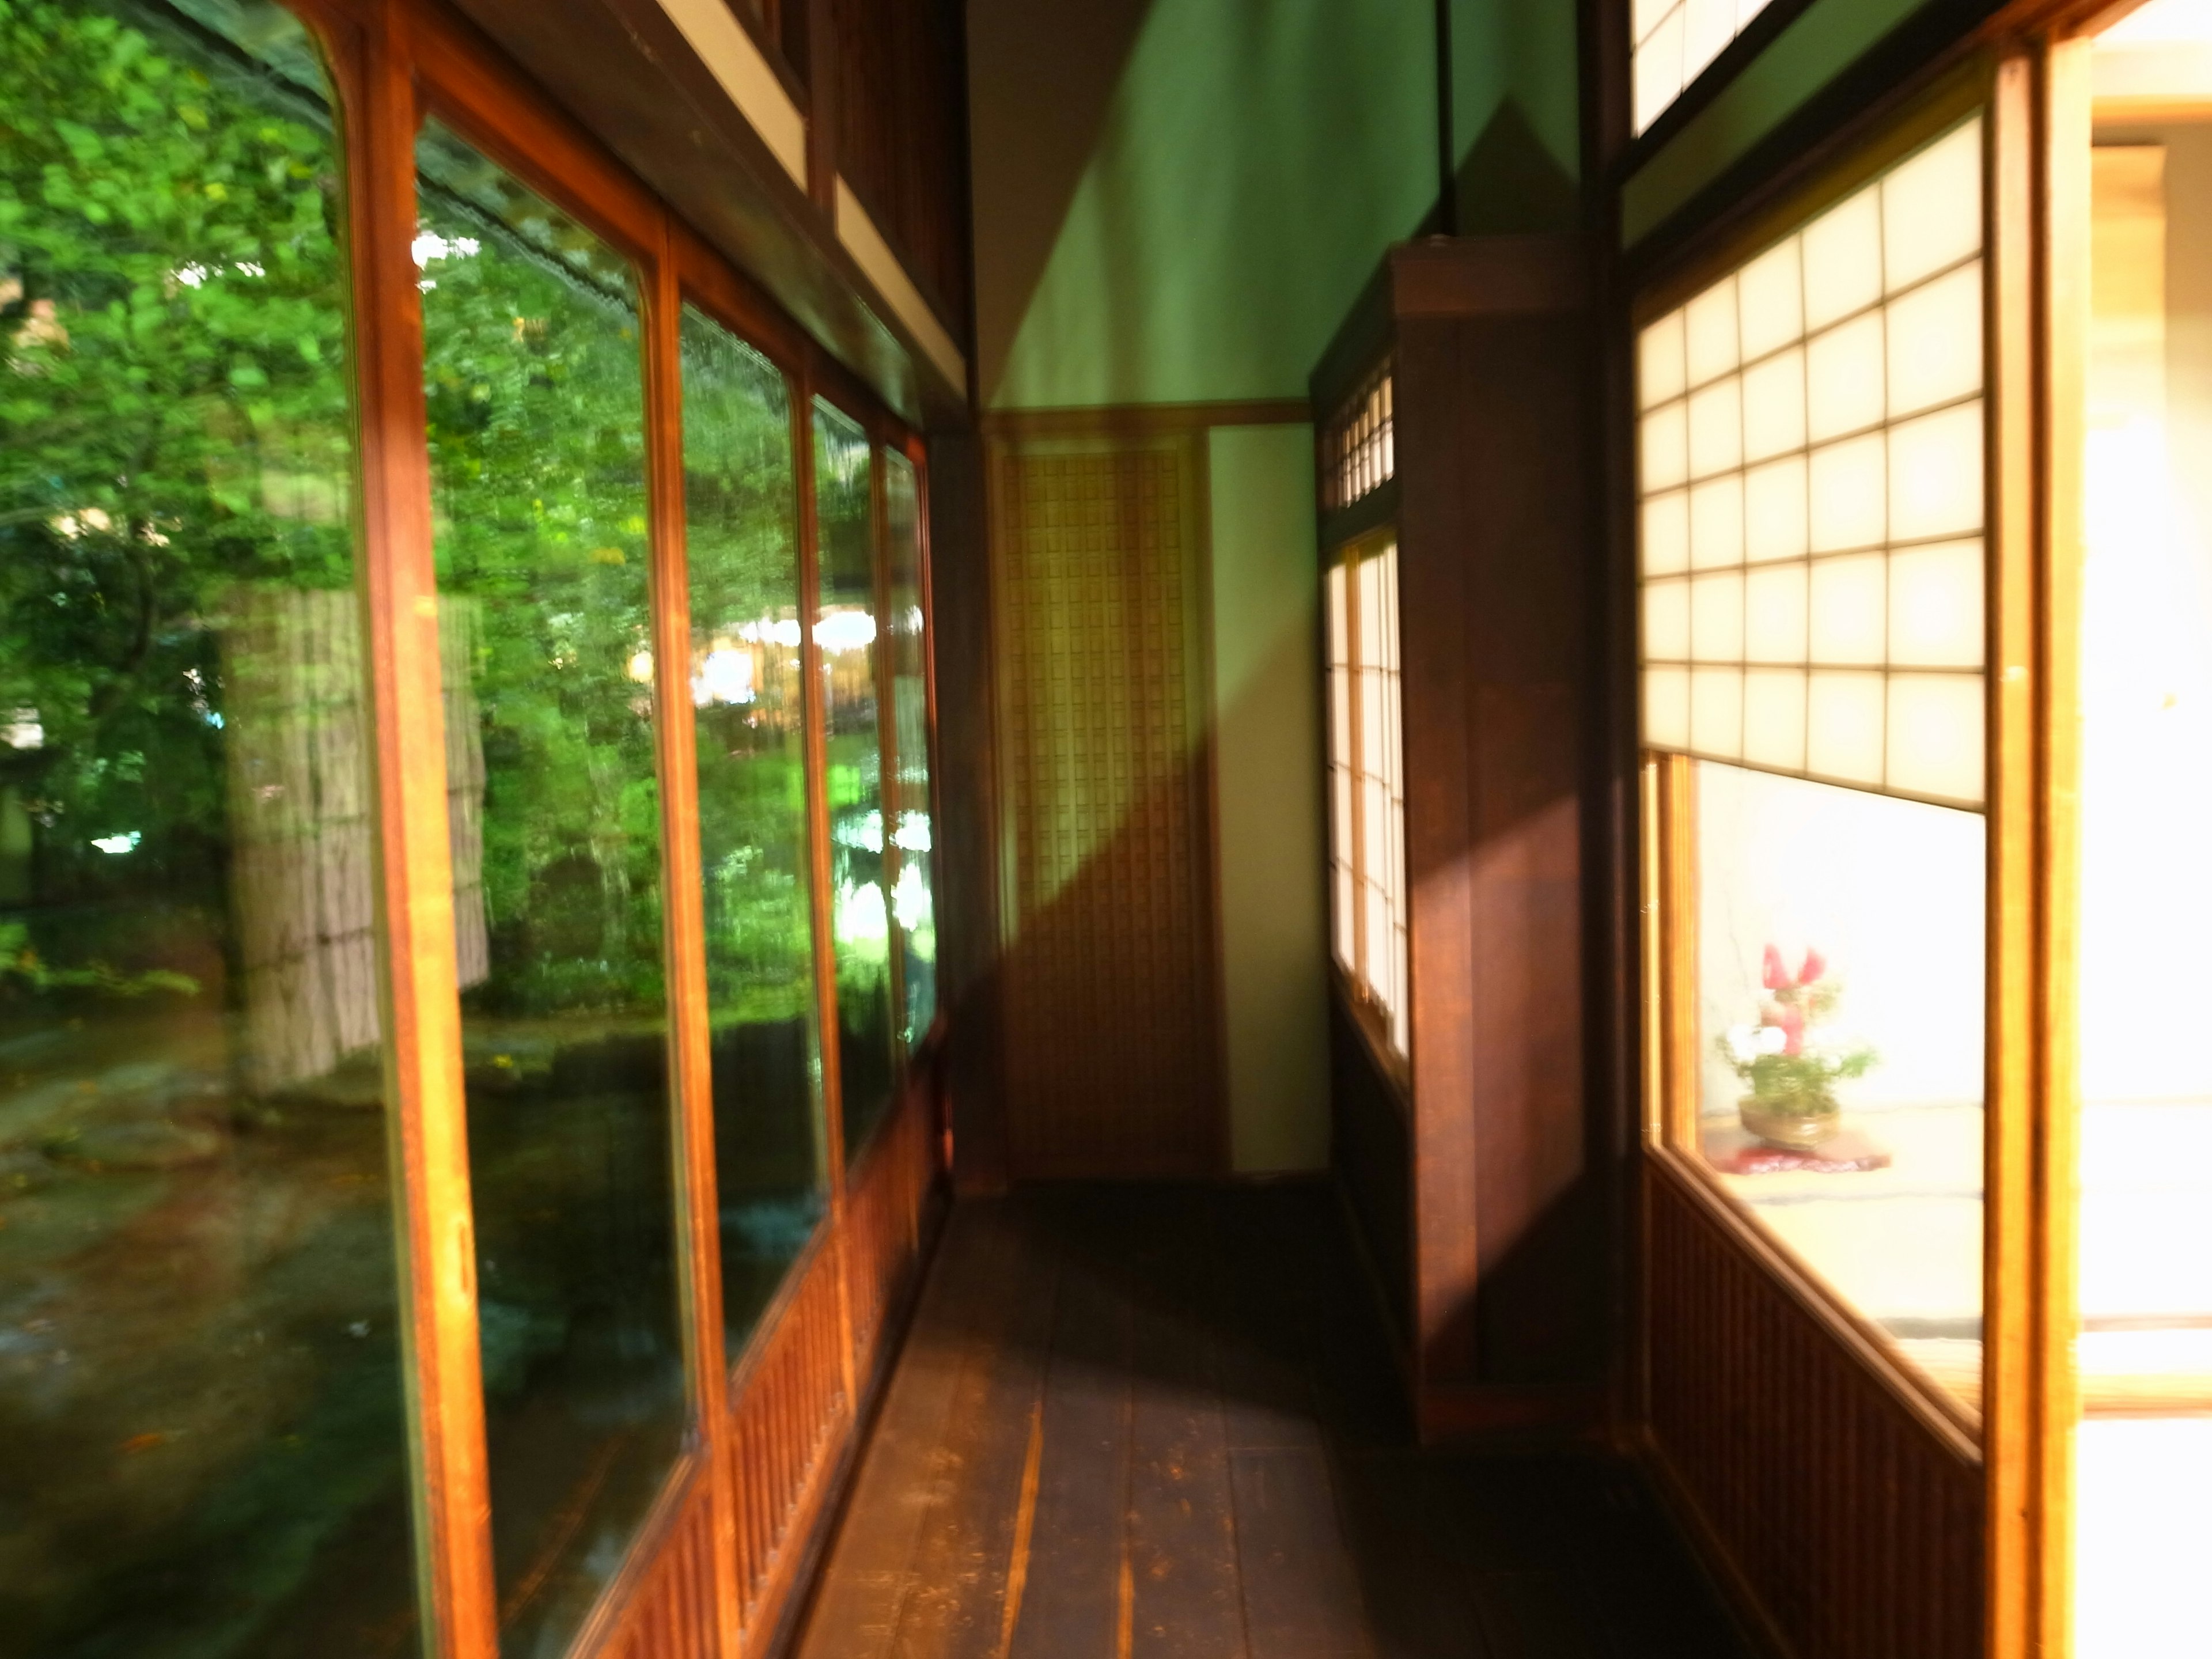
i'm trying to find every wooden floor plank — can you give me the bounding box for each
[1126,1287,1247,1659]
[1003,1229,1135,1659]
[797,1209,1011,1654]
[1330,1451,1490,1659]
[1229,1446,1372,1659]
[1468,1574,1604,1659]
[790,1185,1753,1659]
[884,1203,1061,1659]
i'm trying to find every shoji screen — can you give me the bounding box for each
[1633,0,1781,135]
[1637,117,1987,809]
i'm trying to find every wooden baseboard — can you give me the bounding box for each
[1627,1426,1795,1659]
[1416,1382,1609,1445]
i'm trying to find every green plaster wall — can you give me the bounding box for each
[971,0,1438,409]
[1620,0,1934,247]
[1449,0,1584,234]
[1209,425,1330,1172]
[965,1,1582,1172]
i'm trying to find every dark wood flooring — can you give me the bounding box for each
[790,1184,1752,1659]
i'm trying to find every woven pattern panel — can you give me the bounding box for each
[1646,1162,1984,1658]
[992,440,1219,1177]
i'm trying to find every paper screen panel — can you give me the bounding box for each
[1327,539,1408,1059]
[1326,562,1355,971]
[1632,0,1783,136]
[1636,117,1987,809]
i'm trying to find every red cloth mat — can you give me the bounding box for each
[1702,1127,1893,1175]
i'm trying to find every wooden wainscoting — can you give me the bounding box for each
[597,1463,726,1659]
[1642,1157,1984,1659]
[729,1232,853,1650]
[844,1074,940,1384]
[573,1077,946,1659]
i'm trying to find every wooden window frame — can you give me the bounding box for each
[215,1,950,1654]
[1325,526,1410,1088]
[1630,40,2084,1657]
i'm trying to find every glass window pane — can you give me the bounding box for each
[677,308,826,1362]
[883,451,935,1046]
[813,402,892,1162]
[1692,763,1986,1414]
[0,4,420,1653]
[415,121,683,1657]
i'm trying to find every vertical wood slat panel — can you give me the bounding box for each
[987,434,1223,1179]
[1644,1161,1984,1659]
[597,1468,724,1659]
[729,1232,851,1645]
[574,1077,941,1658]
[844,1071,933,1378]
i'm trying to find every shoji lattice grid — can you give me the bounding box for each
[1324,361,1395,513]
[1633,0,1781,135]
[1637,117,1987,809]
[1327,562,1356,973]
[1325,541,1408,1056]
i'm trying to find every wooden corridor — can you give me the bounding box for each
[789,1186,1753,1659]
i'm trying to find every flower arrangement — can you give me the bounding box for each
[1719,945,1877,1147]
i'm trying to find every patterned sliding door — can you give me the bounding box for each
[987,433,1223,1177]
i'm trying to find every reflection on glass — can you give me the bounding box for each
[416,123,683,1657]
[1691,762,1986,1412]
[2076,20,2212,1645]
[0,3,416,1653]
[812,403,892,1161]
[882,452,935,1044]
[679,310,827,1360]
